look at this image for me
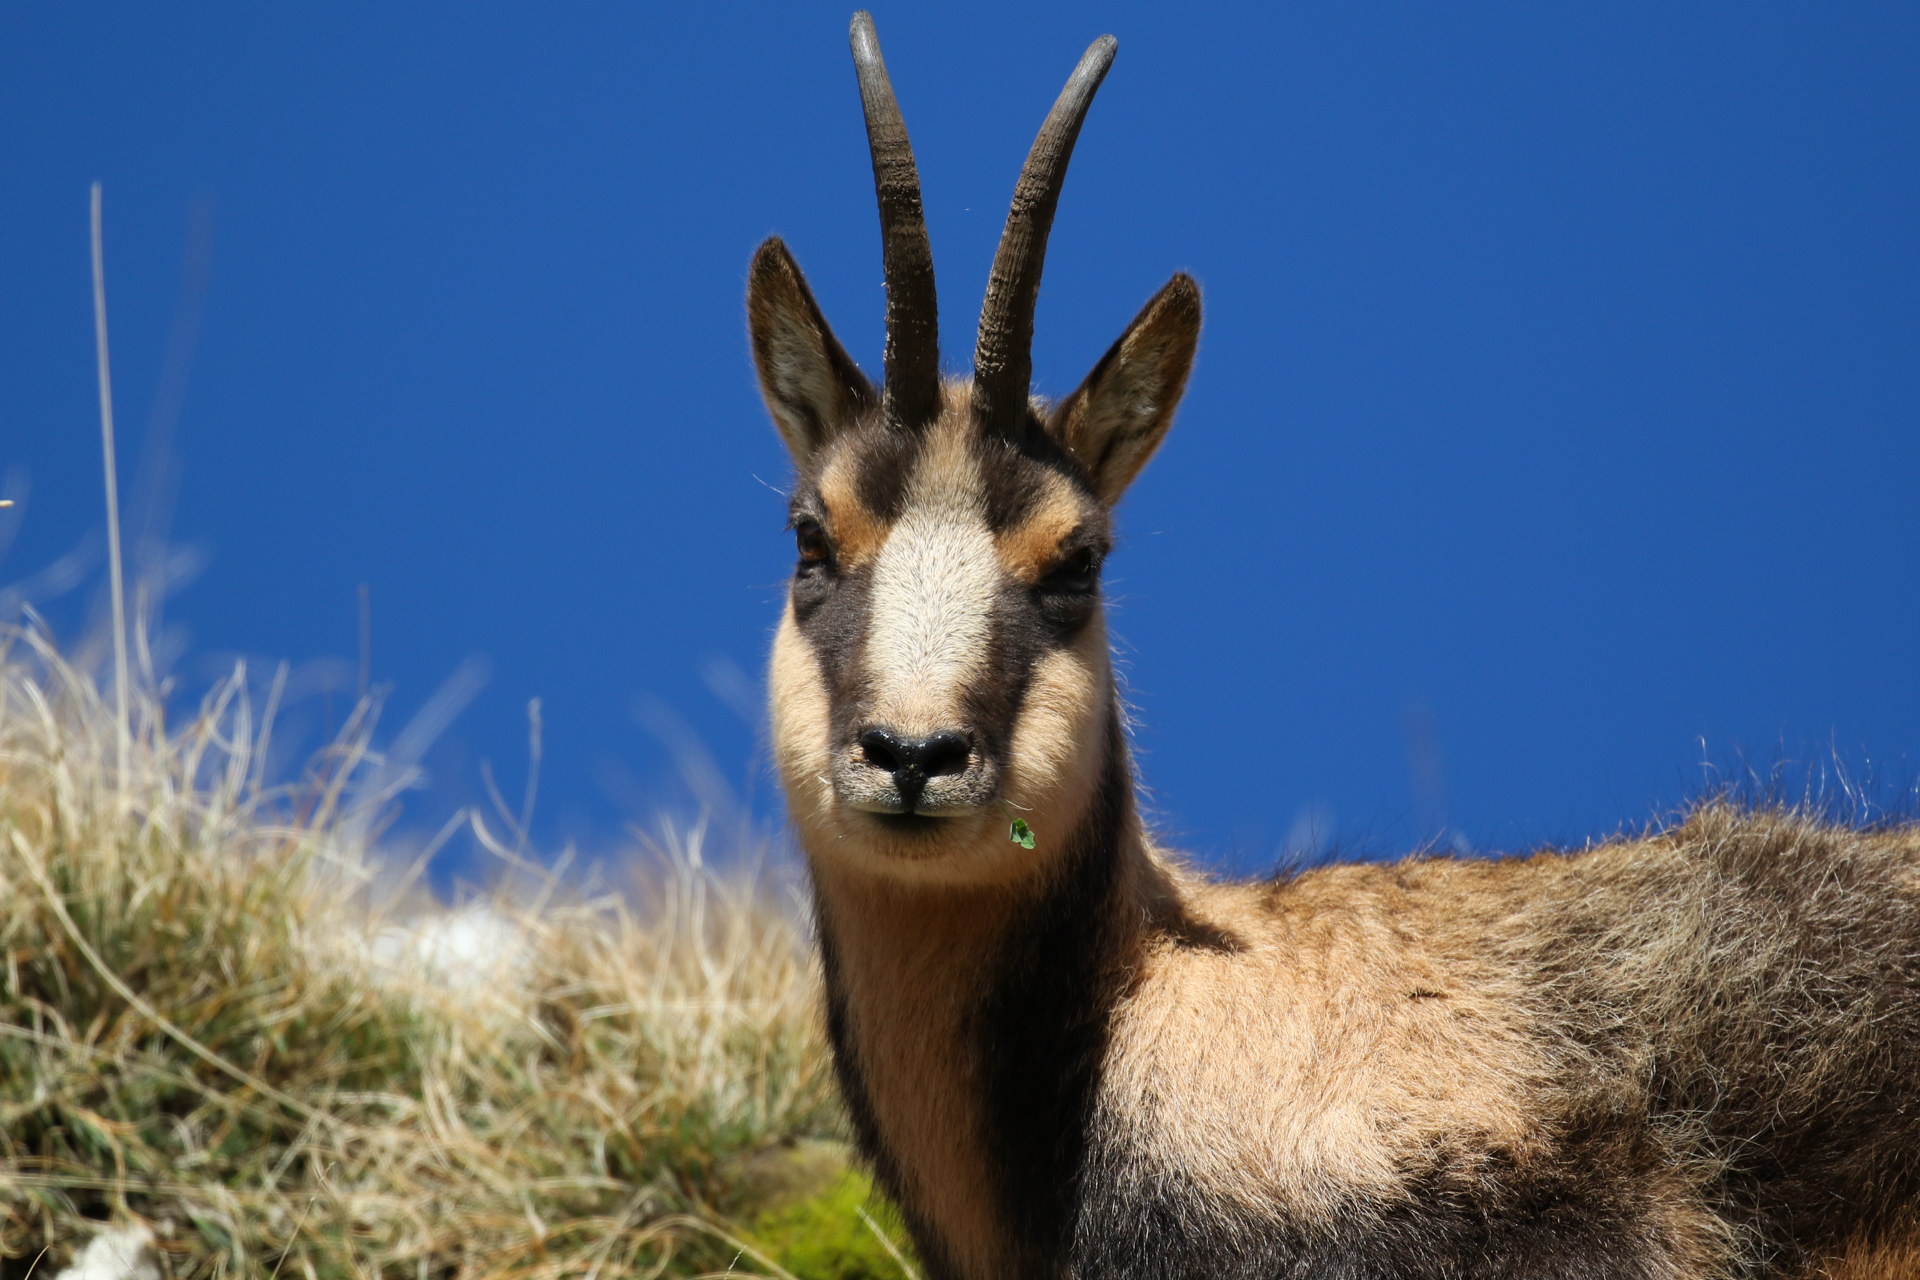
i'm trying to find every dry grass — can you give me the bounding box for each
[0,621,900,1278]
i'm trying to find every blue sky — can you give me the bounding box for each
[4,2,1917,878]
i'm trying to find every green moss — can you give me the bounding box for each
[733,1150,918,1279]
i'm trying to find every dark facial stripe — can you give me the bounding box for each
[975,416,1100,533]
[975,430,1046,533]
[789,539,877,754]
[854,425,923,523]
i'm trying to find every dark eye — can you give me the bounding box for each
[1040,546,1100,595]
[795,519,831,567]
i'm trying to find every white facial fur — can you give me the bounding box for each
[866,491,995,737]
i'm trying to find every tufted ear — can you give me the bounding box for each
[1048,273,1200,504]
[747,236,875,466]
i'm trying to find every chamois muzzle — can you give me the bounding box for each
[838,724,996,818]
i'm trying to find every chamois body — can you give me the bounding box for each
[748,16,1920,1278]
[819,756,1920,1279]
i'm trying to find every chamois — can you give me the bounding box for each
[746,14,1920,1279]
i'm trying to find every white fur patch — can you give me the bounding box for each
[865,437,997,737]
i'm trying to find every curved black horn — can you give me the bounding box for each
[851,11,941,431]
[972,34,1117,438]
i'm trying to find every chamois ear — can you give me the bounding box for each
[1048,273,1201,504]
[748,236,876,466]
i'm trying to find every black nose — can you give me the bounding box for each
[859,727,972,809]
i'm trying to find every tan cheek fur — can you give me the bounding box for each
[769,607,835,823]
[1000,615,1112,834]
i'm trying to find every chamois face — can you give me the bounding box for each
[772,393,1113,882]
[749,239,1199,883]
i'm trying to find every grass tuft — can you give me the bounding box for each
[0,622,911,1278]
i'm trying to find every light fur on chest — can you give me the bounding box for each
[819,871,1017,1277]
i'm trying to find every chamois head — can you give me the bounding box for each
[754,13,1200,885]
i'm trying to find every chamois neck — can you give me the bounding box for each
[807,716,1173,1279]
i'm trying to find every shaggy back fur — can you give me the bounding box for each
[1076,806,1920,1278]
